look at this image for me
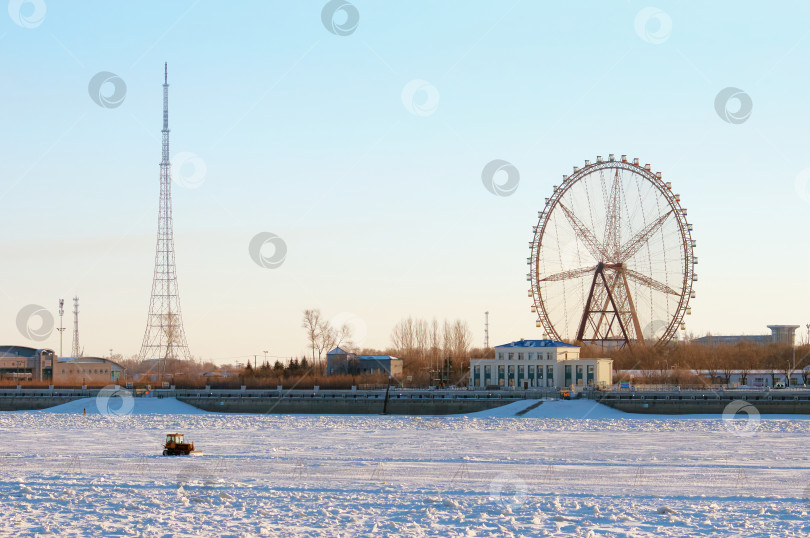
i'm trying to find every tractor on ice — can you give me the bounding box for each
[163,433,202,456]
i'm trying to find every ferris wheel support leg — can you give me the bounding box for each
[576,266,602,343]
[619,268,644,345]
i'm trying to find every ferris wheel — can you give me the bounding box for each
[528,154,696,347]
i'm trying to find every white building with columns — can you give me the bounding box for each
[469,339,612,389]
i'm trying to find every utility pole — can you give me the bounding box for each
[263,350,268,366]
[71,297,80,359]
[484,311,489,349]
[57,299,65,357]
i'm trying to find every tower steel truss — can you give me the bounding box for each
[139,64,191,363]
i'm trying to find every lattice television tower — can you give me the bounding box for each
[71,296,81,358]
[138,63,191,363]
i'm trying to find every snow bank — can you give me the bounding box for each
[39,396,208,415]
[468,399,628,419]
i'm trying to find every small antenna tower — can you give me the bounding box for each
[71,296,81,358]
[57,299,66,357]
[484,311,489,348]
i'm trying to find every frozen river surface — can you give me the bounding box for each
[2,398,810,536]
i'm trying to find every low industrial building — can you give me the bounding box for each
[693,325,800,346]
[55,357,123,385]
[0,346,55,381]
[468,339,612,389]
[0,345,123,385]
[326,347,404,377]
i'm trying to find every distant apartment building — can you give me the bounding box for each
[326,347,404,377]
[469,339,612,389]
[693,325,800,346]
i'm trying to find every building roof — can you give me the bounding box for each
[327,347,351,356]
[692,335,771,345]
[0,345,52,358]
[357,355,402,361]
[495,339,578,349]
[57,356,123,371]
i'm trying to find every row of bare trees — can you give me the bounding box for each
[583,341,810,386]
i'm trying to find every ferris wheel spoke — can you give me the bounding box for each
[557,201,609,261]
[602,170,622,260]
[540,265,597,282]
[618,210,673,262]
[625,268,680,296]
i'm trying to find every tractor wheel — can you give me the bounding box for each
[163,450,168,456]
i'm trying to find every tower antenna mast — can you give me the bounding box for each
[139,63,192,368]
[57,299,65,357]
[71,297,80,358]
[484,311,489,348]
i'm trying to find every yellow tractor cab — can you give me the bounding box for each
[163,433,201,456]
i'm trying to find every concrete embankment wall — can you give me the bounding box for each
[0,391,87,411]
[0,388,536,415]
[177,395,512,415]
[591,390,810,414]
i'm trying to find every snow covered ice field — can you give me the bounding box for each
[2,398,810,536]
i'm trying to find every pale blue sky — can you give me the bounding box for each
[2,1,810,361]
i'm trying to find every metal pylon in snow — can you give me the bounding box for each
[139,63,191,363]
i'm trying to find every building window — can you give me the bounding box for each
[508,352,514,361]
[518,353,523,361]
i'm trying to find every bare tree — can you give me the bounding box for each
[391,317,417,359]
[302,309,322,366]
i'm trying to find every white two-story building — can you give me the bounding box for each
[469,339,612,389]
